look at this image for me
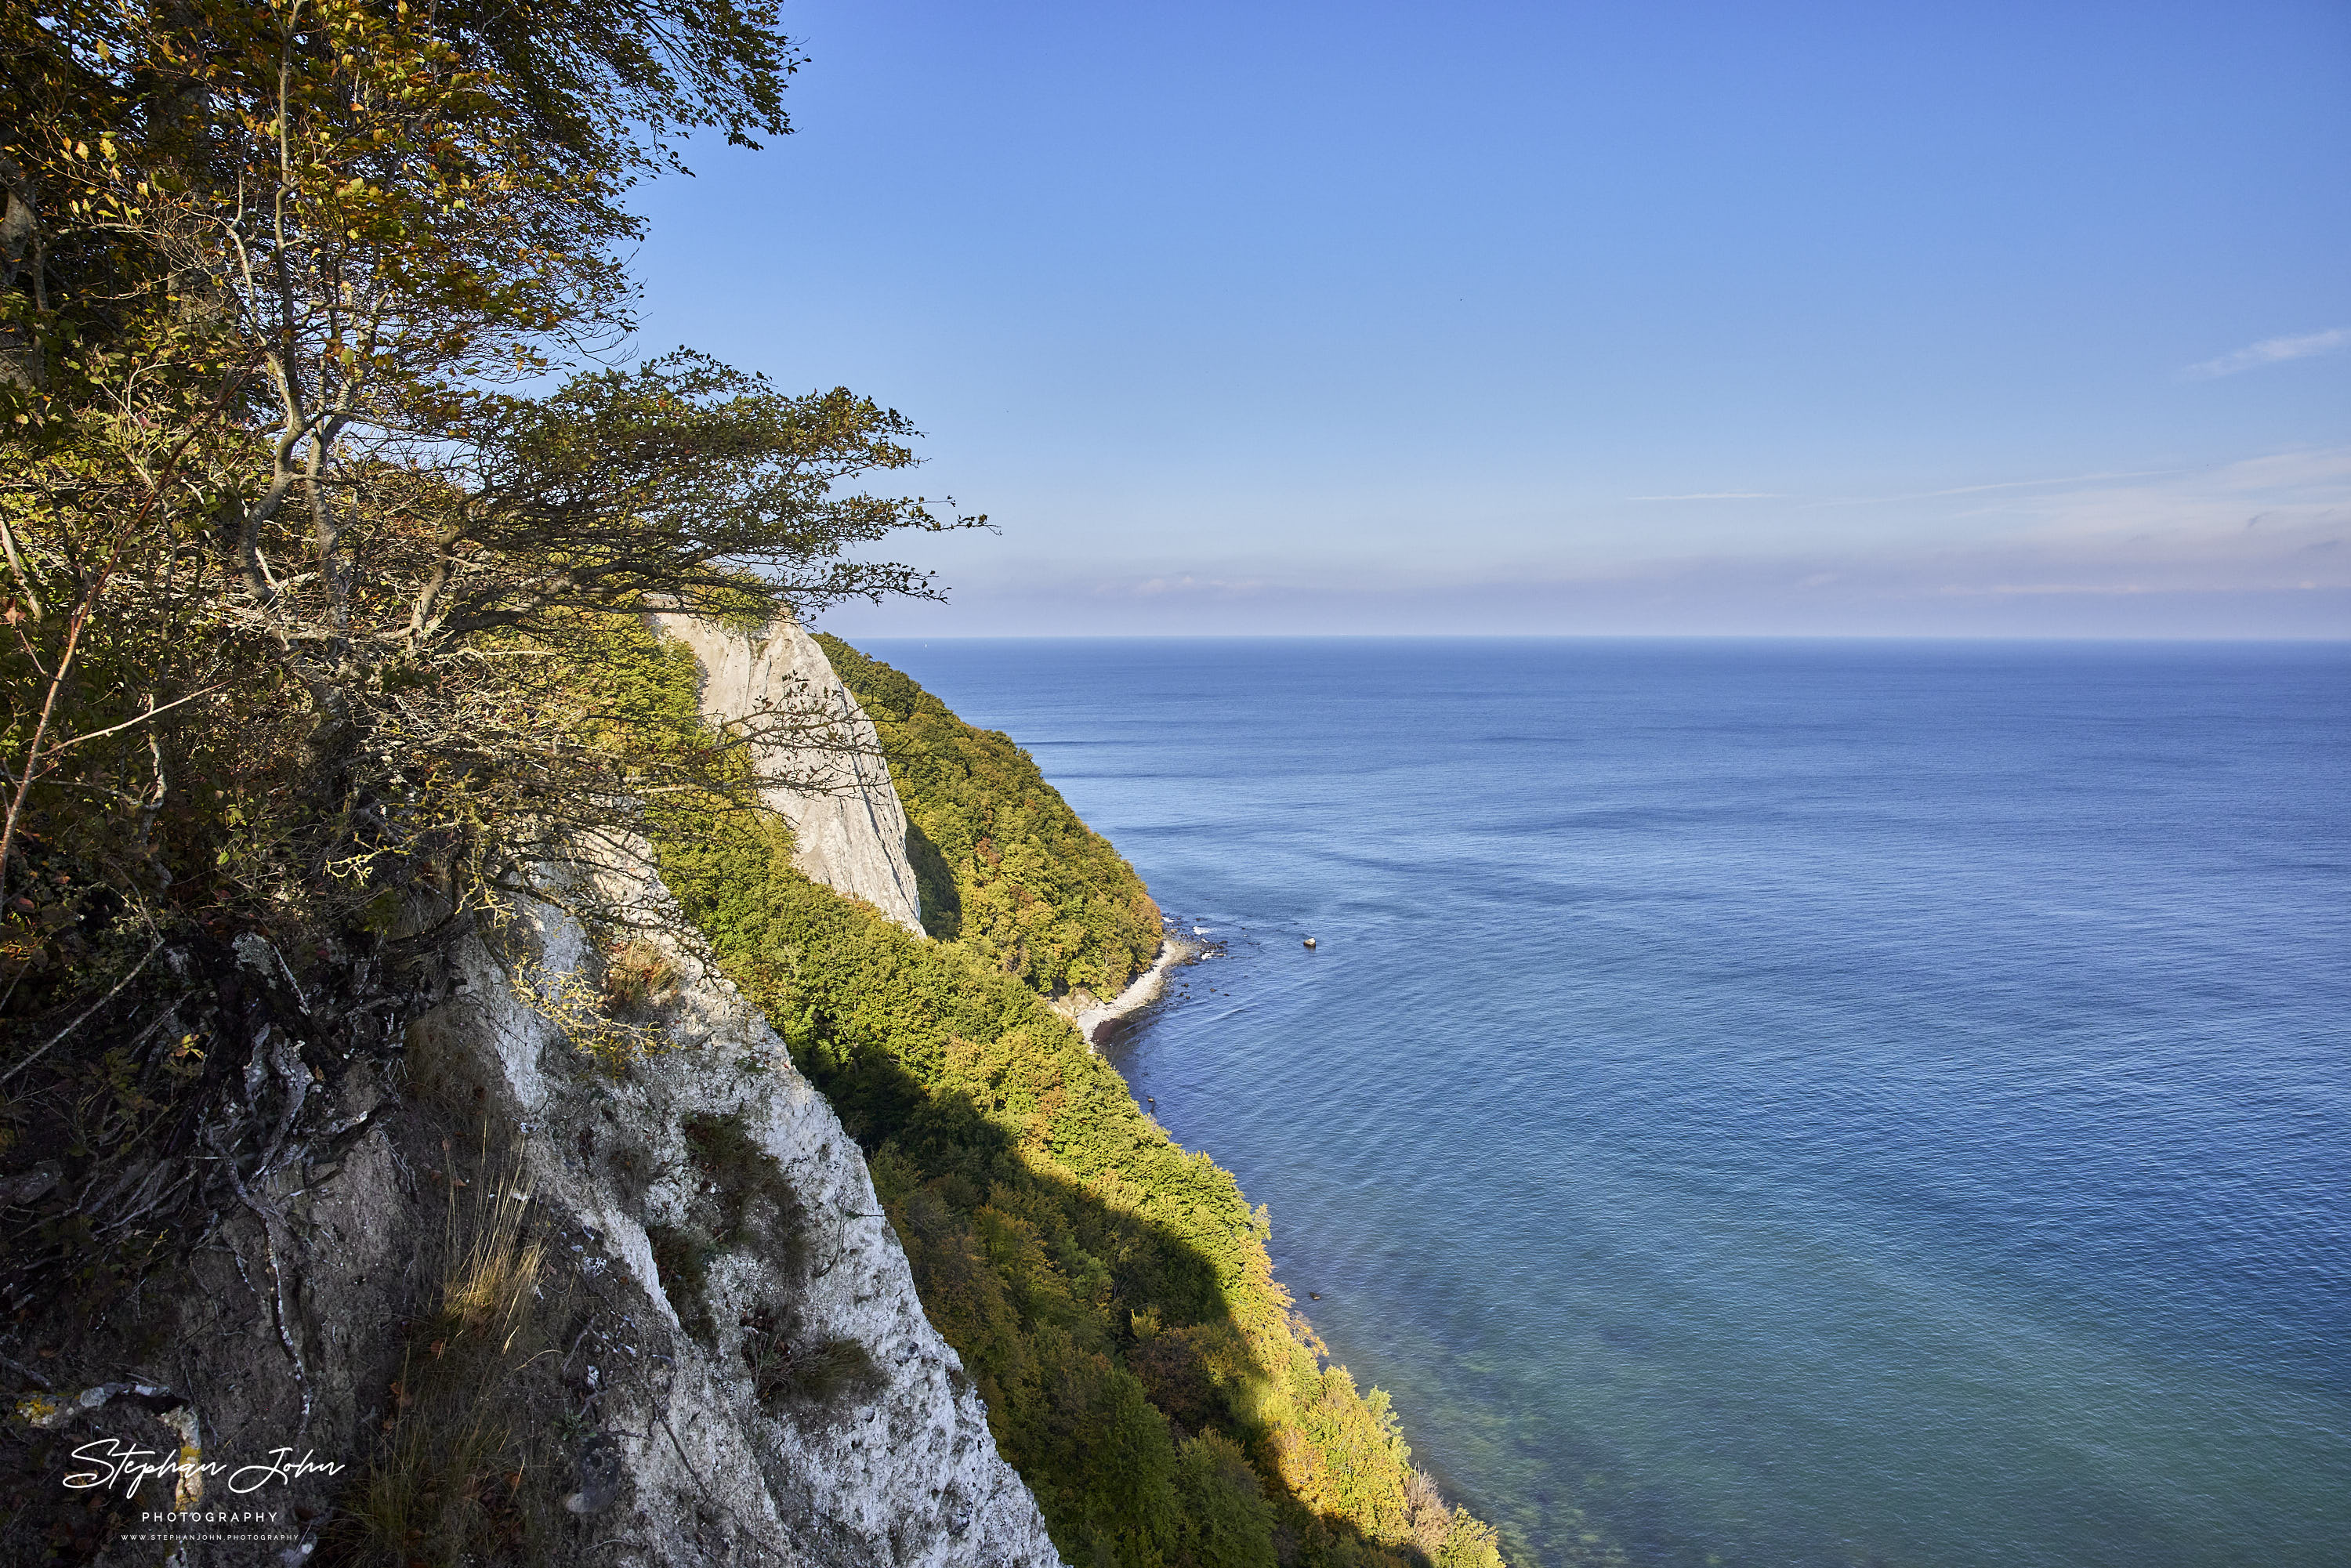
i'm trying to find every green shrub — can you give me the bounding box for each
[740,1304,882,1418]
[1173,1431,1278,1568]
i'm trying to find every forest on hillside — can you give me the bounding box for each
[819,634,1165,1001]
[643,633,1507,1568]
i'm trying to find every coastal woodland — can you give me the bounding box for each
[0,0,1507,1562]
[661,640,1508,1567]
[817,634,1165,1001]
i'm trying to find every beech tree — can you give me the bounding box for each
[0,0,973,1005]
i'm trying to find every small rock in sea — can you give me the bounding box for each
[1302,936,1317,949]
[1309,1292,1322,1301]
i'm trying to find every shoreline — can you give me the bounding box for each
[1063,931,1201,1048]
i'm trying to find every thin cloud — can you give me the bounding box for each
[1815,468,2186,507]
[1125,574,1272,598]
[822,444,2351,637]
[2183,328,2351,380]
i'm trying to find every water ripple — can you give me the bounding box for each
[865,638,2351,1568]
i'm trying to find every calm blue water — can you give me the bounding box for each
[858,638,2351,1568]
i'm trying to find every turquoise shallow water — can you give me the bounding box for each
[858,638,2351,1568]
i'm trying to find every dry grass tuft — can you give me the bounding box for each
[600,937,680,1012]
[321,1138,580,1566]
[442,1167,546,1349]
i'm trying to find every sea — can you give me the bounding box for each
[857,637,2351,1568]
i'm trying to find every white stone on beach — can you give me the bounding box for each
[1064,936,1194,1048]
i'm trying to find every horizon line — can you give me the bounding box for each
[831,630,2351,644]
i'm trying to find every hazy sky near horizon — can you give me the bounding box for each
[629,0,2351,636]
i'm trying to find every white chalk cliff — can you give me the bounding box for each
[650,612,925,934]
[397,859,1065,1567]
[28,621,1034,1564]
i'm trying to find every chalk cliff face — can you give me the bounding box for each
[9,878,1065,1566]
[650,614,925,934]
[4,625,1044,1564]
[399,864,1064,1567]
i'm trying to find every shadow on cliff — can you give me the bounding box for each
[792,1036,1472,1568]
[902,820,962,942]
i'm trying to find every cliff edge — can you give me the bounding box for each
[404,856,1064,1566]
[0,858,1063,1566]
[0,621,1061,1566]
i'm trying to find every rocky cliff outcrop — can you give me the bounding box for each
[2,864,1064,1566]
[0,625,1060,1566]
[400,862,1064,1567]
[649,614,924,934]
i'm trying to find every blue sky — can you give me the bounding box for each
[630,0,2351,636]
